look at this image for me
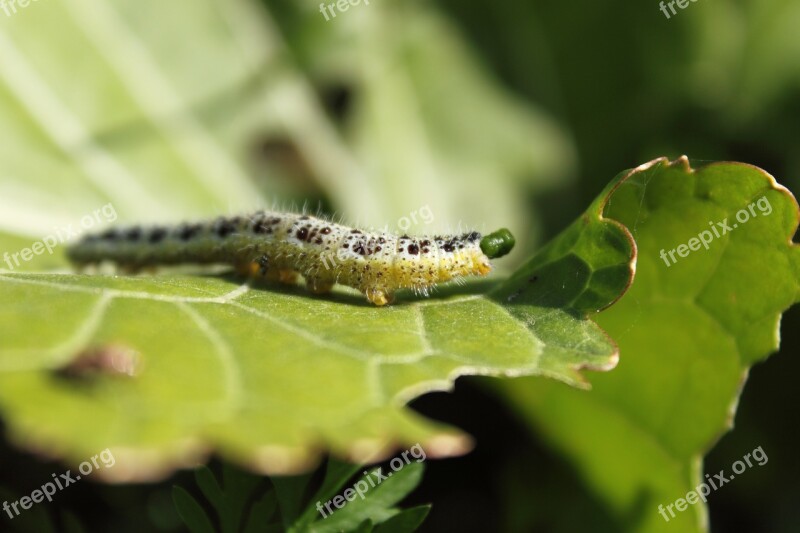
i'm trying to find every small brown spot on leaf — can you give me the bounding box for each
[54,345,142,381]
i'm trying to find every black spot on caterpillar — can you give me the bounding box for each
[66,211,515,306]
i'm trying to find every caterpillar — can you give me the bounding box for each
[66,211,515,306]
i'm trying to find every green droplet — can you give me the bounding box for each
[480,228,516,259]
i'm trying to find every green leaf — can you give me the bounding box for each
[194,466,224,512]
[372,505,432,533]
[178,464,275,533]
[172,486,216,533]
[0,198,632,476]
[306,462,425,533]
[242,491,280,533]
[352,519,375,533]
[272,471,313,529]
[293,459,364,529]
[176,458,430,533]
[220,463,264,533]
[0,0,626,481]
[498,157,800,532]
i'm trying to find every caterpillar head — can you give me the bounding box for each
[468,228,516,276]
[480,228,516,259]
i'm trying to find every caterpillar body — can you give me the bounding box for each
[66,211,515,306]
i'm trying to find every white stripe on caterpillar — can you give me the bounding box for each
[66,211,515,306]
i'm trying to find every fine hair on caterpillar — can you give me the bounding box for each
[333,204,435,236]
[66,210,515,306]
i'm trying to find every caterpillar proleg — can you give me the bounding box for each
[66,211,516,306]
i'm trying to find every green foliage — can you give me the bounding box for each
[172,460,428,533]
[1,0,799,531]
[0,1,607,475]
[497,158,800,532]
[0,191,631,475]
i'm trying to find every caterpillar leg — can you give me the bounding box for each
[235,261,261,277]
[71,261,92,273]
[365,287,395,306]
[236,254,270,277]
[306,277,335,295]
[118,263,144,275]
[267,269,298,285]
[237,257,297,285]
